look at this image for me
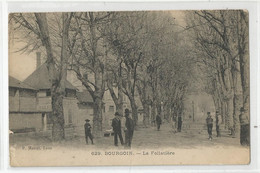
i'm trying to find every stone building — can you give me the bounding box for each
[23,62,78,132]
[75,90,94,133]
[9,76,41,132]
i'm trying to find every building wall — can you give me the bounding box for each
[9,87,83,132]
[9,113,42,130]
[63,97,79,126]
[37,96,52,112]
[9,88,20,112]
[19,97,37,112]
[9,88,37,112]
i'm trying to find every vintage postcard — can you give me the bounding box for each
[9,10,250,166]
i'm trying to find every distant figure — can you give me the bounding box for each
[156,114,162,131]
[215,111,221,137]
[206,112,213,140]
[177,114,182,132]
[124,108,135,148]
[239,107,250,146]
[112,112,124,146]
[84,119,94,144]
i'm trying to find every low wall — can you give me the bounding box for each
[9,112,42,131]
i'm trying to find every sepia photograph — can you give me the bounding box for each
[8,10,250,166]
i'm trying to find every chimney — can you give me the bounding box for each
[36,52,41,68]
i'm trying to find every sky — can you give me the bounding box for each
[9,41,38,81]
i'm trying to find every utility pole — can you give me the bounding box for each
[192,101,195,122]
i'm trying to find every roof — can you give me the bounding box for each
[23,63,77,90]
[76,90,93,103]
[9,76,36,90]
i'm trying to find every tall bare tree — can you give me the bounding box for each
[68,12,112,135]
[187,10,249,140]
[10,12,73,141]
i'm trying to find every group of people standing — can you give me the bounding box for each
[206,111,222,140]
[206,107,250,145]
[83,108,135,147]
[112,108,135,148]
[84,106,250,147]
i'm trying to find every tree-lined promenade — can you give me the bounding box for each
[9,10,249,146]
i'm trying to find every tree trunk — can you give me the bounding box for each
[117,86,124,115]
[51,92,65,141]
[164,104,170,122]
[107,81,123,115]
[238,11,250,145]
[151,101,156,125]
[232,66,243,138]
[233,93,243,136]
[227,97,234,135]
[35,13,68,141]
[143,102,150,127]
[223,101,228,129]
[220,100,225,125]
[92,96,103,136]
[128,95,138,126]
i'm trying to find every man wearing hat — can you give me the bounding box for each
[215,111,221,137]
[239,107,250,146]
[206,112,213,140]
[112,112,124,146]
[84,119,94,144]
[124,108,135,148]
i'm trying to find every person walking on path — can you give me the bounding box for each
[112,112,124,146]
[239,107,250,146]
[156,114,162,131]
[124,108,135,148]
[84,119,94,144]
[215,111,221,137]
[206,112,213,140]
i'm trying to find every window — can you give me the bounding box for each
[46,90,51,96]
[20,89,36,97]
[65,89,76,98]
[108,105,114,112]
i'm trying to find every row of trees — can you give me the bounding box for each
[10,11,193,140]
[187,10,249,139]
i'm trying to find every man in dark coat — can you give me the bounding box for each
[156,114,162,131]
[84,119,94,144]
[124,108,134,148]
[206,112,213,140]
[112,112,124,146]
